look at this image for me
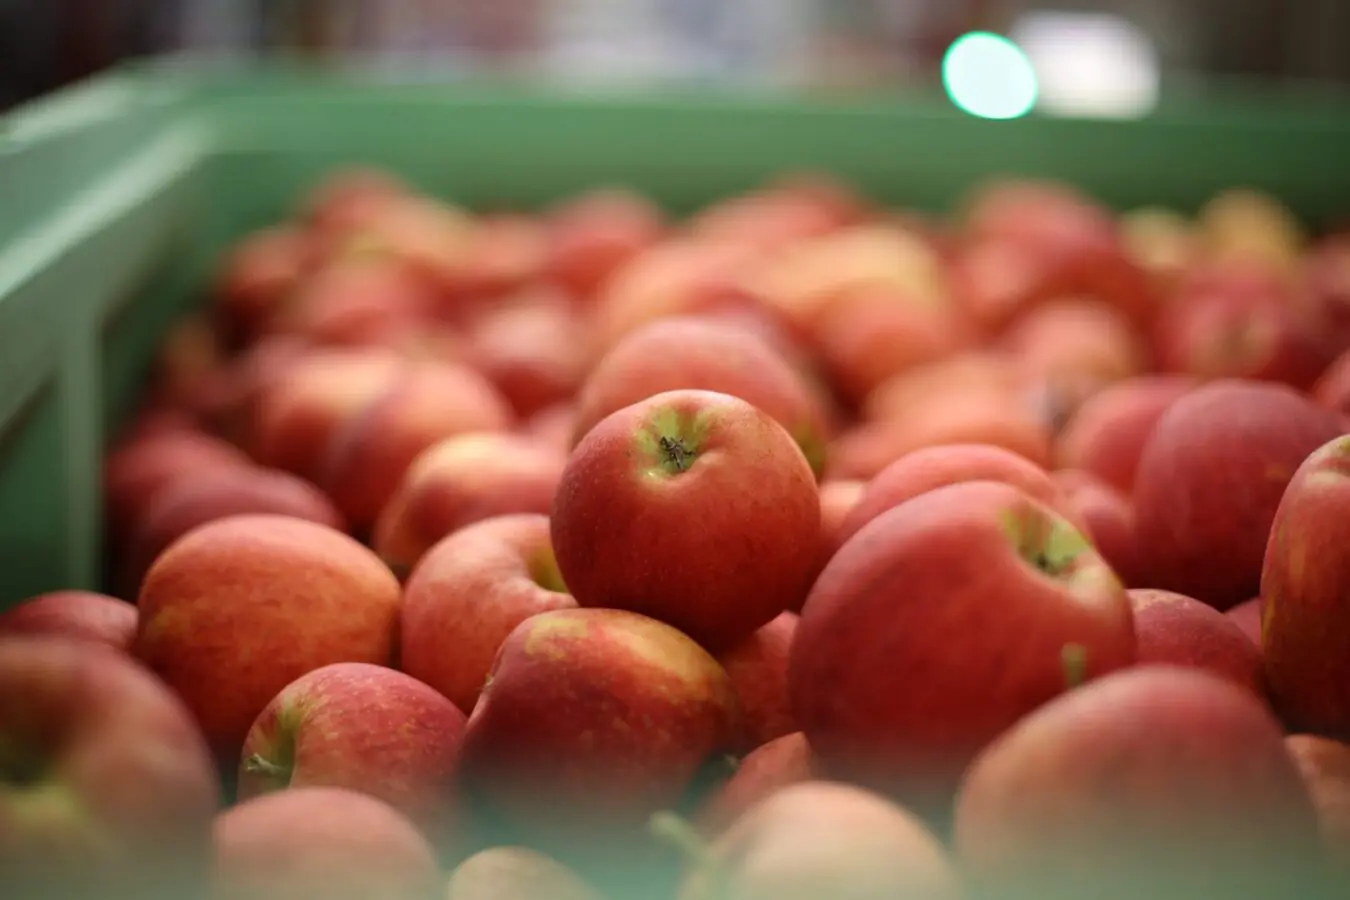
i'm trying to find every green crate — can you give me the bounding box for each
[2,60,1350,607]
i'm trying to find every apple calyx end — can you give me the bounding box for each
[243,753,291,785]
[1061,643,1089,690]
[658,435,696,474]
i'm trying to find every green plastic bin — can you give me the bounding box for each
[2,60,1350,607]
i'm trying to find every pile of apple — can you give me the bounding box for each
[4,167,1350,900]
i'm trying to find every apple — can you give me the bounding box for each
[464,287,592,418]
[401,513,576,713]
[666,781,963,900]
[569,316,831,477]
[543,187,666,302]
[1000,299,1148,410]
[1197,187,1306,272]
[1226,596,1265,647]
[215,226,315,338]
[456,212,547,299]
[268,254,440,346]
[861,350,1032,424]
[0,636,219,900]
[447,846,604,900]
[714,612,798,753]
[456,608,741,847]
[953,666,1325,900]
[521,403,579,455]
[150,312,229,416]
[134,514,402,761]
[1052,469,1145,588]
[213,786,442,900]
[1119,206,1198,286]
[810,479,864,594]
[0,590,137,651]
[1052,375,1196,495]
[373,433,566,578]
[238,662,466,845]
[696,732,820,834]
[119,463,344,597]
[1127,589,1264,696]
[1306,235,1350,346]
[301,167,409,239]
[551,389,821,651]
[1285,734,1350,885]
[1132,379,1344,610]
[1312,345,1350,420]
[790,480,1134,815]
[686,185,845,256]
[1262,435,1350,738]
[317,360,514,531]
[835,443,1076,554]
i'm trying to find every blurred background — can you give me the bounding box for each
[2,0,1349,114]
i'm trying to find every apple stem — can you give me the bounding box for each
[658,436,695,473]
[243,754,289,781]
[649,811,715,869]
[1061,643,1089,690]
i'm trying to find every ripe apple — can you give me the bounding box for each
[543,187,666,301]
[374,433,566,578]
[569,316,831,477]
[953,666,1325,900]
[464,288,592,418]
[213,786,442,900]
[456,608,741,847]
[1312,347,1350,419]
[1127,589,1264,696]
[1052,469,1145,588]
[269,254,439,346]
[1262,435,1350,738]
[215,226,315,338]
[1285,734,1350,885]
[447,846,604,900]
[134,515,402,761]
[861,350,1031,424]
[1000,299,1148,410]
[667,781,963,900]
[552,389,821,651]
[809,479,864,598]
[696,732,820,834]
[1226,596,1265,647]
[790,480,1134,815]
[400,513,576,713]
[714,612,798,753]
[1132,379,1344,610]
[0,590,137,651]
[238,662,466,844]
[0,636,219,900]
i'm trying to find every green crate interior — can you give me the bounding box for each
[3,61,1350,605]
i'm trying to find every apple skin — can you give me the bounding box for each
[1226,596,1265,647]
[1285,734,1350,886]
[569,317,831,478]
[696,732,820,835]
[119,464,345,598]
[374,433,566,578]
[835,443,1076,554]
[551,389,821,652]
[790,480,1135,815]
[1312,347,1350,419]
[714,612,799,753]
[401,513,577,714]
[215,226,315,338]
[673,781,963,900]
[953,666,1326,900]
[464,290,592,418]
[237,662,467,846]
[0,590,137,651]
[134,515,402,763]
[807,479,865,602]
[1127,589,1265,697]
[1262,435,1350,738]
[1052,469,1146,588]
[0,636,220,900]
[1132,379,1345,610]
[1052,375,1196,495]
[456,608,742,846]
[212,786,442,900]
[447,846,604,900]
[543,187,666,302]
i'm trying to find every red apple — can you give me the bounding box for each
[1052,469,1146,587]
[213,786,441,900]
[1286,734,1350,885]
[551,389,821,651]
[953,666,1324,900]
[373,433,566,578]
[810,479,865,594]
[0,590,137,651]
[456,608,742,847]
[714,612,798,753]
[1226,596,1265,647]
[570,316,831,477]
[836,443,1075,554]
[544,187,666,301]
[669,781,963,900]
[861,350,1031,424]
[1132,379,1344,610]
[134,515,402,761]
[1263,435,1350,738]
[401,513,576,713]
[269,254,440,346]
[1127,589,1264,696]
[696,732,820,834]
[1053,375,1196,494]
[1311,346,1350,420]
[215,226,315,338]
[790,480,1135,814]
[446,846,604,900]
[464,288,592,418]
[0,636,219,900]
[1306,235,1350,347]
[238,662,467,843]
[120,464,344,597]
[1001,299,1148,409]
